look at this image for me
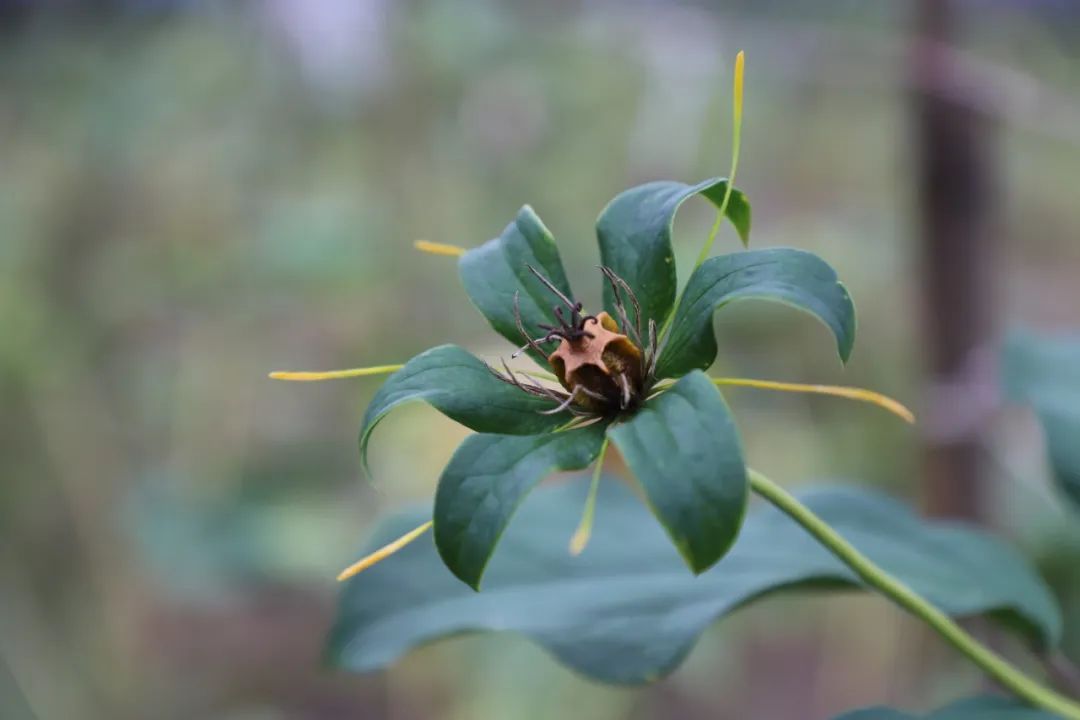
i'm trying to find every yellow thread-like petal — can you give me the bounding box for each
[692,50,747,269]
[711,377,915,424]
[569,438,609,555]
[414,240,466,257]
[337,520,433,582]
[733,50,744,133]
[727,50,744,210]
[268,364,404,381]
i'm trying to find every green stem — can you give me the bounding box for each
[748,468,1080,719]
[692,189,736,272]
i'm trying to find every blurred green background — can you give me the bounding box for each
[2,2,1079,718]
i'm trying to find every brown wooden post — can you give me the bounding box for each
[912,0,1000,520]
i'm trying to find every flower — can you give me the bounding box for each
[270,52,913,590]
[491,265,658,418]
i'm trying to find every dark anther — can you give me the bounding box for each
[509,264,653,418]
[529,289,596,344]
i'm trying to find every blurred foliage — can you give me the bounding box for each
[1003,331,1080,508]
[1,1,1079,719]
[330,477,1062,684]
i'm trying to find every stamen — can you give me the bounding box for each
[556,415,605,432]
[512,291,551,358]
[414,240,466,257]
[528,375,602,416]
[491,360,528,392]
[710,377,915,424]
[501,361,549,395]
[645,319,659,379]
[337,520,433,581]
[511,369,588,416]
[515,368,563,396]
[526,264,577,312]
[569,438,609,555]
[269,364,404,381]
[618,373,631,409]
[572,383,607,402]
[511,338,557,359]
[599,266,643,343]
[652,319,674,370]
[491,361,571,405]
[540,386,584,415]
[599,269,631,338]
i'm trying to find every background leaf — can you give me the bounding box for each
[328,477,1060,684]
[359,345,570,469]
[459,206,576,367]
[596,178,750,328]
[608,371,747,573]
[834,696,1056,719]
[434,424,608,589]
[657,247,856,379]
[1003,331,1080,510]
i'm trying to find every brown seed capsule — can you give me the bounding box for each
[548,311,643,411]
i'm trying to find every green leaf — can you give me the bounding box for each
[657,248,856,379]
[1003,331,1080,510]
[836,711,912,720]
[328,479,1060,684]
[1035,407,1080,509]
[359,345,570,469]
[608,371,747,572]
[834,696,1055,719]
[596,178,750,328]
[459,206,575,367]
[434,424,608,589]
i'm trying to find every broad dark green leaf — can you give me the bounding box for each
[459,206,575,367]
[329,478,1060,684]
[657,248,856,379]
[1035,407,1080,509]
[835,696,1056,719]
[1003,331,1080,510]
[596,177,750,329]
[608,371,747,572]
[359,345,570,469]
[434,424,607,589]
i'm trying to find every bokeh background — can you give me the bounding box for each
[2,1,1080,718]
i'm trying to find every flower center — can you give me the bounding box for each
[492,265,664,418]
[546,311,643,413]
